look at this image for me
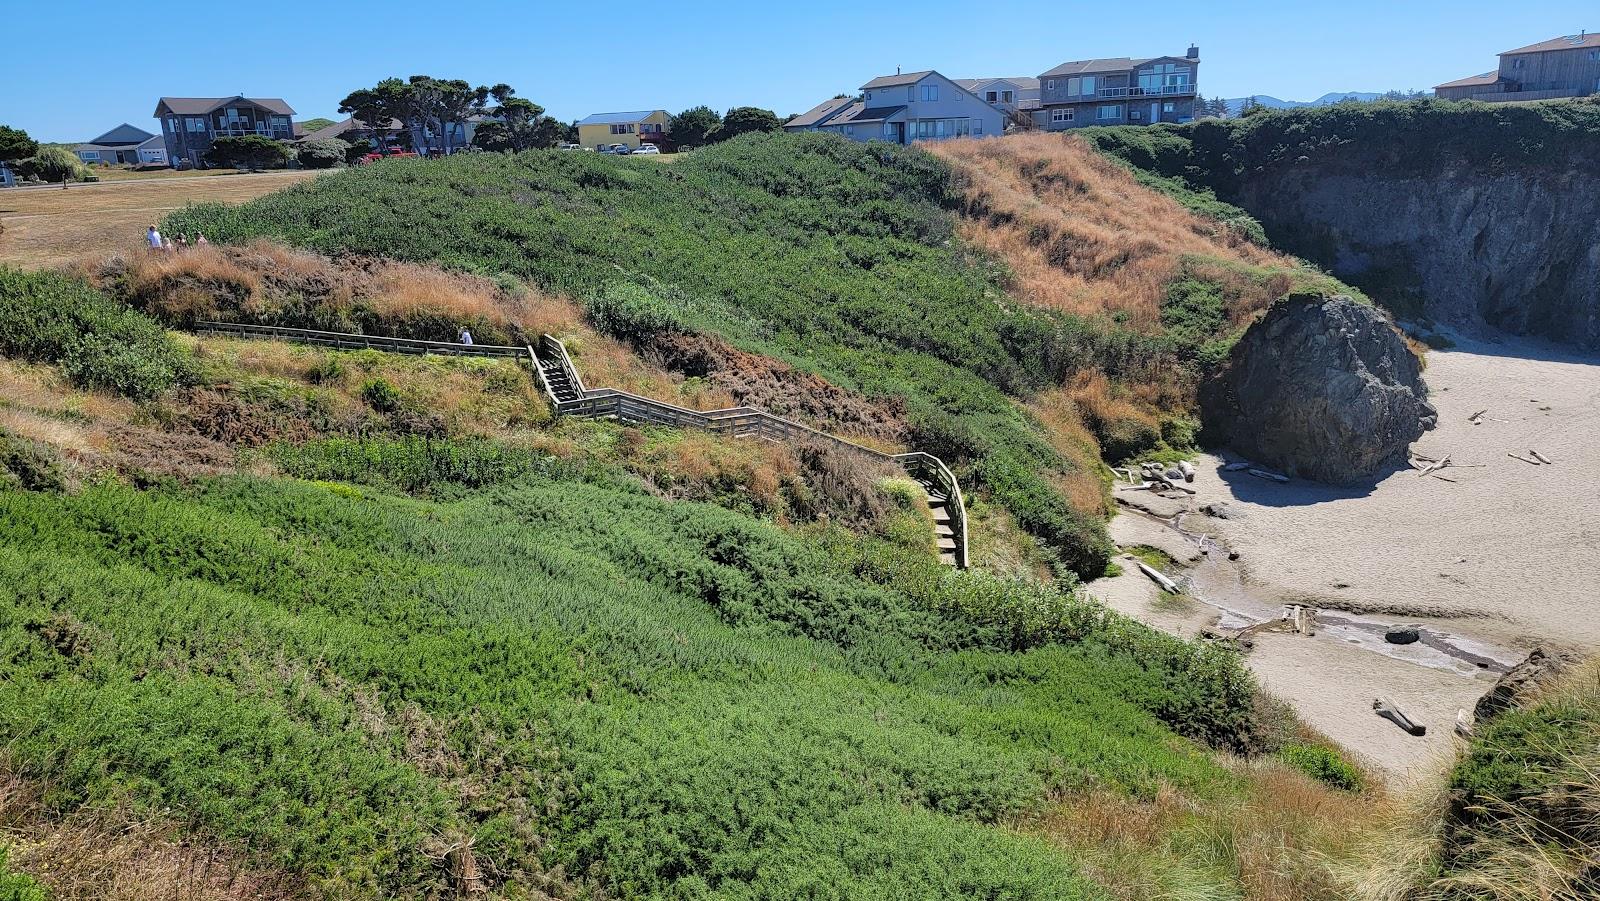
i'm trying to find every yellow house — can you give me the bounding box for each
[576,110,670,151]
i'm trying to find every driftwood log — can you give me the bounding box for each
[1373,697,1427,736]
[1136,561,1180,594]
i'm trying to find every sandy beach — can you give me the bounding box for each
[1092,333,1600,782]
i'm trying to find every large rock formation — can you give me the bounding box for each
[1201,294,1436,485]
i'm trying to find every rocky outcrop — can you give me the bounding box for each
[1234,167,1600,347]
[1201,294,1436,485]
[1474,647,1568,722]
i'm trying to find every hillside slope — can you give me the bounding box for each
[166,134,1137,576]
[1086,99,1600,347]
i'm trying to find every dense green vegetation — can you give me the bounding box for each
[1086,98,1600,205]
[0,459,1265,897]
[0,849,48,901]
[0,268,192,398]
[161,132,1208,576]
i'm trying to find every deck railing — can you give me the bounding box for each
[197,320,968,568]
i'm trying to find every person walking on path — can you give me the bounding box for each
[146,225,162,250]
[195,233,209,247]
[458,328,474,346]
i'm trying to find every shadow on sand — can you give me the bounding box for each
[1208,456,1413,508]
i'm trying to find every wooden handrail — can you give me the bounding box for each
[535,335,967,568]
[196,320,525,358]
[191,319,969,569]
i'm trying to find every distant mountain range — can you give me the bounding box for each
[1222,92,1383,116]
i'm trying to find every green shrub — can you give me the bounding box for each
[1279,743,1363,791]
[584,281,688,342]
[265,436,546,495]
[0,268,191,398]
[14,146,88,183]
[359,376,402,413]
[296,138,349,170]
[0,848,48,901]
[0,470,1260,895]
[0,432,66,492]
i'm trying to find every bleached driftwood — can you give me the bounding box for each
[1454,708,1474,739]
[1416,455,1452,478]
[1137,561,1180,594]
[1373,697,1427,736]
[1530,450,1553,465]
[1508,452,1541,466]
[1468,409,1487,424]
[1248,468,1289,483]
[1177,460,1196,482]
[1221,462,1251,472]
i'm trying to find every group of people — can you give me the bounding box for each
[145,225,208,253]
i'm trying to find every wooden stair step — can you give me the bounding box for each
[934,524,954,537]
[936,538,958,551]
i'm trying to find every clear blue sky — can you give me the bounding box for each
[2,1,1594,141]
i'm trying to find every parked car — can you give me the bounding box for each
[632,144,661,155]
[556,143,582,151]
[602,144,632,155]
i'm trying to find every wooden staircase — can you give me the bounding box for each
[192,320,968,569]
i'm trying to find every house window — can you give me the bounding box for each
[186,117,206,132]
[1131,110,1142,120]
[864,91,872,101]
[1002,90,1013,102]
[920,84,939,102]
[986,91,997,102]
[917,120,929,138]
[1138,63,1192,94]
[908,86,915,102]
[1512,57,1525,69]
[955,118,970,136]
[846,125,855,136]
[1590,50,1600,60]
[1065,76,1097,97]
[1097,105,1122,120]
[883,122,897,138]
[1051,108,1074,123]
[1045,79,1055,91]
[79,150,99,161]
[1163,102,1176,112]
[972,119,983,135]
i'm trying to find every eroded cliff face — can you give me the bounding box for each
[1234,167,1600,348]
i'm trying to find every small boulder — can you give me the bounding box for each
[1384,626,1421,645]
[1200,294,1437,485]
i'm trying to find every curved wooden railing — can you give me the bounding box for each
[194,320,968,568]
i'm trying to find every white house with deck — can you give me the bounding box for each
[784,70,1005,144]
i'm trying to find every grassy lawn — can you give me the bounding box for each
[0,171,318,269]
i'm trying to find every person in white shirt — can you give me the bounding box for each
[458,328,474,346]
[146,225,162,250]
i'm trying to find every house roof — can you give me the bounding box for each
[822,104,907,126]
[953,77,1041,92]
[860,71,934,89]
[1039,57,1153,78]
[786,96,855,129]
[136,135,165,151]
[87,123,156,146]
[577,110,664,126]
[1434,71,1503,90]
[155,96,295,117]
[1500,32,1600,55]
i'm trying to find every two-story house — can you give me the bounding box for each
[154,96,296,168]
[1435,32,1600,102]
[1034,47,1199,130]
[576,111,670,151]
[783,71,1004,144]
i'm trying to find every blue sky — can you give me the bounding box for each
[2,1,1593,141]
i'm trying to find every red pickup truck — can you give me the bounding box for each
[357,150,420,164]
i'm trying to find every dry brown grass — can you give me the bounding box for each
[0,768,301,900]
[0,172,316,269]
[1028,761,1385,901]
[928,133,1296,331]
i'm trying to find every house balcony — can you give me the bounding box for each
[1096,83,1197,99]
[211,125,293,140]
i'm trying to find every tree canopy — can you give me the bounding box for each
[0,126,38,163]
[207,135,292,170]
[14,146,87,182]
[712,107,781,143]
[471,84,566,152]
[667,106,721,149]
[297,138,350,169]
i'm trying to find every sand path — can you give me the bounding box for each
[1092,333,1600,783]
